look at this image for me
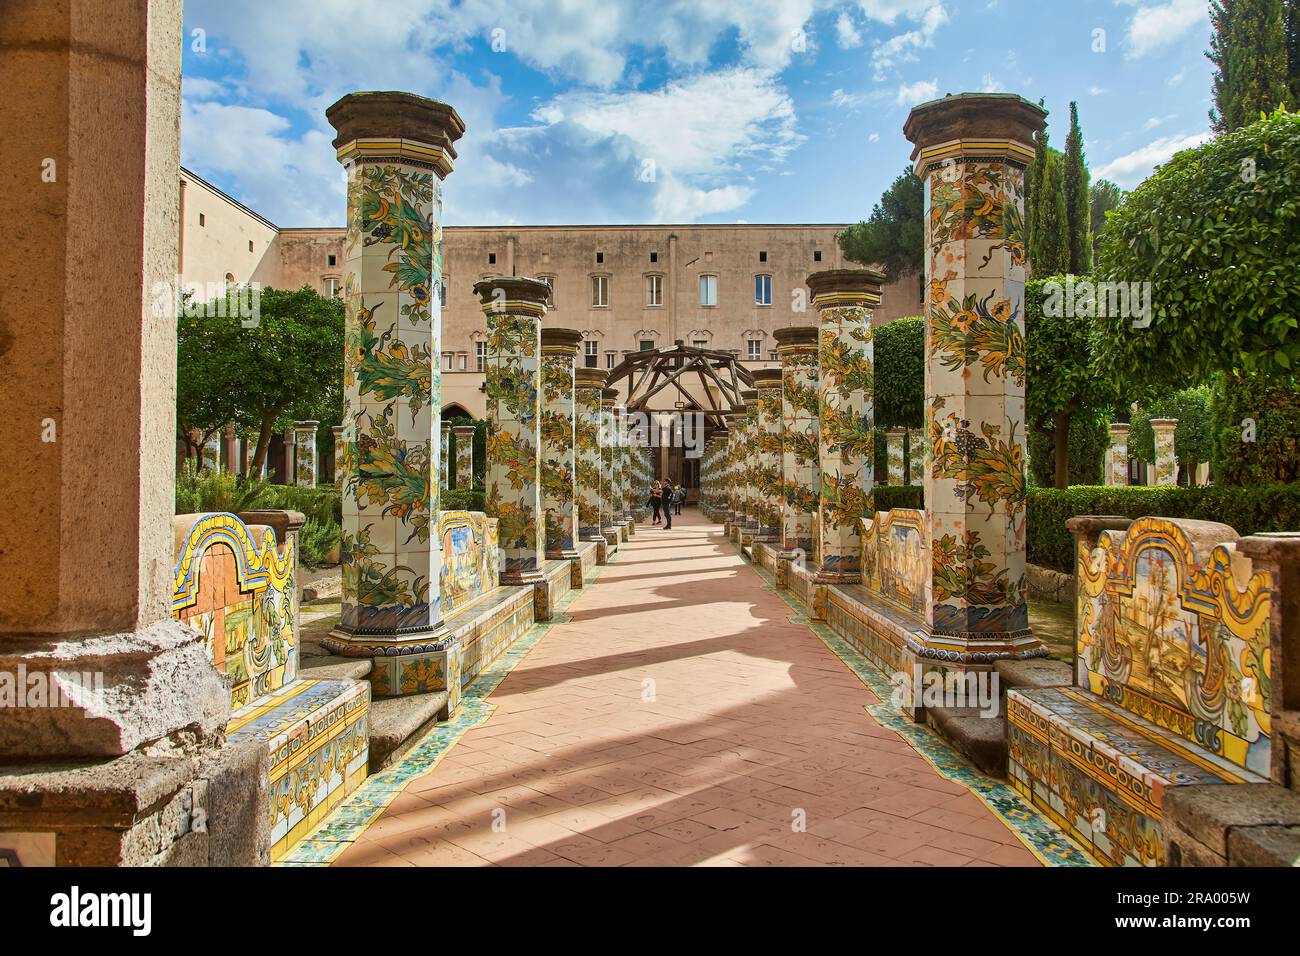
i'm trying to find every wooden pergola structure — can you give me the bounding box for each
[605,340,754,426]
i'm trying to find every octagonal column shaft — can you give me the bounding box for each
[439,422,451,489]
[540,329,583,557]
[575,369,607,540]
[886,428,906,485]
[479,275,550,585]
[294,421,319,487]
[327,91,464,659]
[1151,418,1178,487]
[904,92,1045,658]
[599,389,619,531]
[1107,422,1130,486]
[736,391,759,530]
[776,327,819,558]
[453,424,475,489]
[752,370,784,540]
[810,269,884,583]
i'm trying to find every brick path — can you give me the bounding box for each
[334,510,1041,867]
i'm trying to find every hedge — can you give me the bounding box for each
[1027,483,1300,572]
[441,487,485,512]
[873,485,923,512]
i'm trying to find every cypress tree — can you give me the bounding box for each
[1063,101,1092,275]
[1036,152,1070,276]
[1287,0,1300,103]
[1026,118,1050,276]
[1209,0,1292,133]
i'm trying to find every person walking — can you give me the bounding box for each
[673,483,684,516]
[659,479,673,529]
[650,480,662,525]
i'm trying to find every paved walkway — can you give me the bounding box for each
[333,510,1041,867]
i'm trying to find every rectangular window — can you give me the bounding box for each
[488,252,496,265]
[322,277,340,299]
[639,340,655,351]
[755,274,772,306]
[585,340,598,368]
[606,351,615,369]
[198,213,205,226]
[248,240,255,252]
[747,340,761,361]
[699,274,717,307]
[442,352,454,371]
[458,354,467,370]
[328,254,337,266]
[596,252,604,264]
[438,280,447,307]
[692,339,708,349]
[475,341,486,372]
[759,251,768,262]
[591,275,609,307]
[814,250,823,262]
[649,251,658,263]
[645,274,662,307]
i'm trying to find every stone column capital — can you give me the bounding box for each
[1150,418,1179,429]
[600,387,619,407]
[904,92,1046,175]
[806,268,885,310]
[451,424,476,437]
[326,91,465,176]
[1109,422,1131,436]
[773,326,819,353]
[541,327,585,355]
[751,368,783,390]
[576,367,608,389]
[474,275,551,316]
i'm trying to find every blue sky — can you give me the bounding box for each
[180,0,1215,228]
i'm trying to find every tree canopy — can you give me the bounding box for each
[873,316,925,429]
[1209,0,1295,133]
[836,166,925,281]
[1095,109,1300,387]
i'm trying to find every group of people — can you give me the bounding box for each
[648,479,685,528]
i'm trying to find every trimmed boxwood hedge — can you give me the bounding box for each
[1027,483,1300,572]
[873,485,923,512]
[441,487,485,512]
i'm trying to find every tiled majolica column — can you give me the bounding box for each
[752,369,784,540]
[575,368,606,541]
[616,405,634,524]
[453,424,475,489]
[600,388,620,533]
[333,425,346,487]
[325,93,464,693]
[1151,418,1178,487]
[904,92,1045,661]
[293,421,319,487]
[737,390,759,532]
[439,422,451,489]
[478,275,549,585]
[810,269,884,583]
[1107,422,1130,487]
[775,327,820,558]
[540,328,583,558]
[886,428,906,485]
[906,427,925,485]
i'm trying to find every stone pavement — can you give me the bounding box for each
[332,509,1043,867]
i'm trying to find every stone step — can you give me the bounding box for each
[299,655,371,682]
[925,706,1008,779]
[368,692,449,771]
[994,658,1072,697]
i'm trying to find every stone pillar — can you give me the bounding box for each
[540,328,583,558]
[325,92,465,679]
[453,424,475,489]
[737,391,759,532]
[906,427,925,486]
[293,421,319,487]
[1107,422,1129,487]
[886,428,906,485]
[599,388,619,532]
[0,0,229,763]
[904,92,1045,662]
[333,425,346,487]
[439,421,451,489]
[615,404,633,523]
[775,327,820,558]
[478,276,550,585]
[1151,418,1178,487]
[575,369,607,541]
[222,422,239,474]
[752,369,785,540]
[810,269,884,583]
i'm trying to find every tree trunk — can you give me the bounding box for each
[250,409,280,478]
[1053,410,1070,489]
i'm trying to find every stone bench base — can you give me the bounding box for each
[571,539,599,587]
[1007,686,1269,867]
[226,677,370,863]
[534,558,574,622]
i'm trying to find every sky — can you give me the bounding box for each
[180,0,1217,228]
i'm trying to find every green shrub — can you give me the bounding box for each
[1027,483,1300,572]
[875,317,925,429]
[874,485,924,512]
[297,516,341,568]
[442,488,485,512]
[1129,385,1213,478]
[1209,370,1300,484]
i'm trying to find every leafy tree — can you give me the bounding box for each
[1209,0,1293,133]
[1209,369,1300,483]
[176,285,344,477]
[837,167,925,286]
[1089,179,1124,260]
[1288,0,1300,102]
[1095,110,1300,387]
[1063,102,1093,274]
[873,316,925,429]
[1030,150,1070,276]
[1026,277,1117,488]
[176,291,245,464]
[1129,386,1214,484]
[1027,411,1110,487]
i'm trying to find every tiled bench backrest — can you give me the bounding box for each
[438,510,500,615]
[859,508,928,624]
[1074,516,1272,777]
[172,512,298,711]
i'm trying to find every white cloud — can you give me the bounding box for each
[832,88,867,109]
[836,11,863,48]
[1167,67,1187,87]
[1142,114,1175,130]
[1095,130,1211,187]
[895,78,939,108]
[980,73,1004,93]
[1116,0,1207,59]
[863,2,949,80]
[1089,86,1108,96]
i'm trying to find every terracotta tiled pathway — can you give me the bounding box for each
[334,510,1041,867]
